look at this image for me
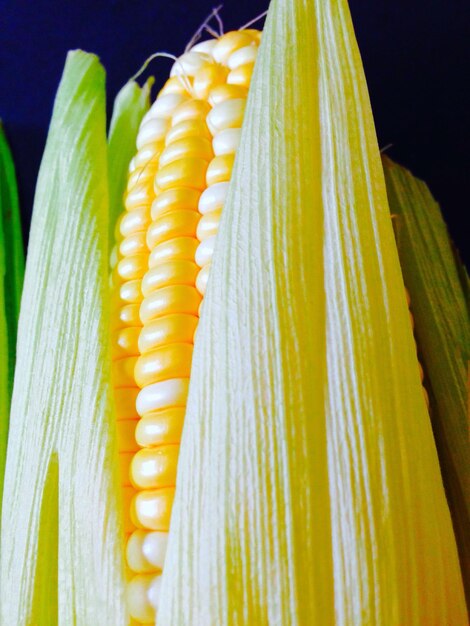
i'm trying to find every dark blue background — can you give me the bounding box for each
[1,0,469,263]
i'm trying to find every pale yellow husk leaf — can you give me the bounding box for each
[0,51,127,625]
[383,155,470,608]
[158,0,467,624]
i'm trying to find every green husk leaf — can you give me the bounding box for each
[159,0,467,623]
[108,78,152,245]
[383,155,470,607]
[0,122,24,516]
[0,51,126,624]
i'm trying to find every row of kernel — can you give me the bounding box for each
[195,38,259,295]
[125,64,206,624]
[114,75,190,624]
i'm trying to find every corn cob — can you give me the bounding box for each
[110,29,262,623]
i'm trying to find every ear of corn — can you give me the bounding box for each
[108,79,152,246]
[383,155,470,608]
[111,27,264,623]
[155,0,467,624]
[0,123,24,517]
[0,51,127,625]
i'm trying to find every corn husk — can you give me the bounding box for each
[0,51,127,625]
[0,123,24,515]
[158,0,467,623]
[384,155,470,607]
[108,78,151,245]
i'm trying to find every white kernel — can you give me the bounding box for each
[147,575,163,610]
[136,378,189,416]
[195,236,216,267]
[146,93,188,120]
[196,264,211,295]
[207,98,246,135]
[170,51,207,77]
[136,118,169,150]
[142,531,168,570]
[228,44,258,70]
[191,39,217,55]
[126,575,155,623]
[198,181,229,214]
[213,128,241,155]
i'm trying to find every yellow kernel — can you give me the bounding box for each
[113,356,138,388]
[127,164,158,192]
[207,98,246,134]
[125,184,156,211]
[119,232,148,257]
[126,574,156,623]
[191,39,217,54]
[120,208,151,238]
[134,142,163,168]
[131,488,175,531]
[136,378,189,416]
[243,28,262,43]
[212,31,255,64]
[135,408,186,447]
[136,118,169,150]
[140,285,201,324]
[193,63,229,100]
[198,181,229,214]
[206,154,235,185]
[146,210,200,249]
[208,84,248,106]
[155,157,208,191]
[126,530,155,573]
[171,99,211,126]
[117,254,148,281]
[196,263,211,295]
[227,43,258,70]
[159,136,213,168]
[134,343,193,388]
[141,261,199,296]
[111,326,141,359]
[119,279,142,304]
[148,237,198,269]
[212,127,241,156]
[195,236,216,268]
[165,119,210,146]
[119,304,141,328]
[141,531,168,570]
[197,209,221,240]
[139,313,198,354]
[151,187,201,220]
[170,51,208,78]
[131,445,179,490]
[147,92,188,119]
[227,62,255,87]
[158,75,191,96]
